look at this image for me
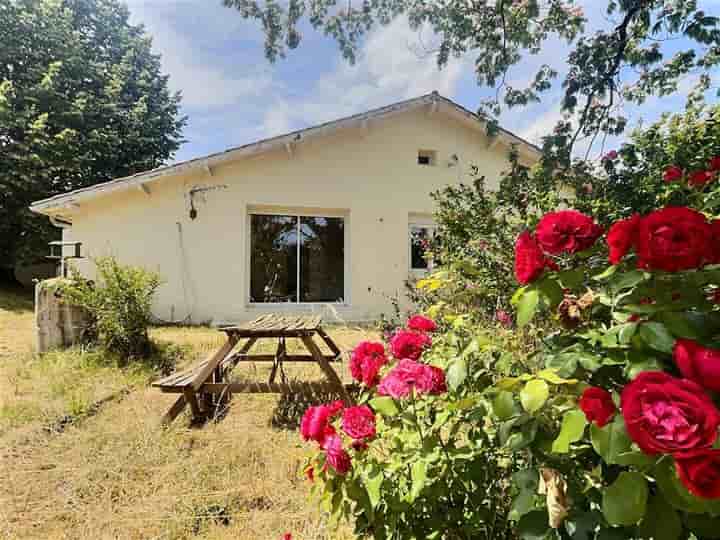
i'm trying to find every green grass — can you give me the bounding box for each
[0,284,375,539]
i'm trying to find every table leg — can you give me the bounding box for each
[183,387,204,421]
[301,335,352,403]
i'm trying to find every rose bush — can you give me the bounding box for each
[298,315,527,539]
[494,160,720,538]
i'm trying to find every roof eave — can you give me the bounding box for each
[30,93,541,215]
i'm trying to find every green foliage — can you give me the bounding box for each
[61,257,162,359]
[308,320,527,540]
[414,159,565,320]
[572,103,720,225]
[0,0,185,266]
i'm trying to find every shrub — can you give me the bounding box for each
[62,257,162,359]
[491,153,720,539]
[422,104,720,321]
[298,315,529,540]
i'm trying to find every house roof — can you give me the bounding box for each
[30,92,541,218]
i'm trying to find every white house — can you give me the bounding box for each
[30,93,540,324]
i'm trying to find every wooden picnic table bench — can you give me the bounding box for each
[152,314,352,425]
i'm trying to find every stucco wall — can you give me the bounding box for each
[66,109,528,324]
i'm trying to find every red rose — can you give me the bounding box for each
[636,207,711,272]
[341,405,376,440]
[688,170,715,187]
[407,315,437,333]
[349,341,388,386]
[606,214,640,265]
[710,156,720,172]
[390,330,431,360]
[305,466,314,482]
[603,150,618,161]
[708,219,720,265]
[377,359,447,398]
[323,434,351,475]
[578,387,616,427]
[621,371,720,455]
[675,449,720,499]
[535,210,603,255]
[300,401,344,445]
[663,165,683,183]
[673,339,720,393]
[282,534,292,540]
[514,231,556,284]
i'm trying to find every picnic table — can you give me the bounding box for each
[152,314,352,425]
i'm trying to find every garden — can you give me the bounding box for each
[293,105,720,540]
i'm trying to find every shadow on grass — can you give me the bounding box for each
[271,383,360,430]
[0,282,34,313]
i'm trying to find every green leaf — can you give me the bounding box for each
[638,322,676,353]
[365,469,383,509]
[653,460,717,514]
[510,490,536,521]
[446,358,468,390]
[593,265,618,281]
[608,269,649,293]
[368,396,399,416]
[517,288,540,327]
[493,390,517,420]
[685,514,720,538]
[618,322,638,345]
[558,269,585,289]
[520,379,549,414]
[590,415,632,464]
[409,460,427,502]
[602,471,648,526]
[638,494,681,540]
[517,510,551,540]
[658,311,703,339]
[552,409,588,453]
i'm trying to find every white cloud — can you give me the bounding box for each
[125,0,274,108]
[259,17,469,137]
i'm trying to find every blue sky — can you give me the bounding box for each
[125,0,720,163]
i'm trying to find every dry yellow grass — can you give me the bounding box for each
[0,287,377,539]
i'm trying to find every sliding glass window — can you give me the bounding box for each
[249,214,345,303]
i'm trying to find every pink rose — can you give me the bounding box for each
[377,359,447,398]
[341,405,376,440]
[495,309,513,328]
[300,400,344,445]
[323,434,351,475]
[349,341,388,386]
[407,315,437,333]
[390,330,431,360]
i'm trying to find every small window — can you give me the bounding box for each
[417,150,436,166]
[409,224,436,272]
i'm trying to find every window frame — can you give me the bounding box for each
[245,206,350,307]
[408,217,437,276]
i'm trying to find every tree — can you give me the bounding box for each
[223,0,720,161]
[0,0,185,269]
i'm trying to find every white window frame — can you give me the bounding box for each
[408,215,437,276]
[245,205,351,307]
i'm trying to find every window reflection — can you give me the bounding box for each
[249,214,345,303]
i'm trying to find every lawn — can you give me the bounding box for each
[0,285,376,539]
